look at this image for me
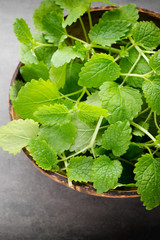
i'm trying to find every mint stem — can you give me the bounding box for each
[79,16,89,43]
[89,116,103,148]
[88,8,93,29]
[91,44,120,54]
[154,112,160,130]
[131,121,156,142]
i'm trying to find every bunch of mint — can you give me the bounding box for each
[1,0,160,210]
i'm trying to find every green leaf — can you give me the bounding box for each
[61,62,82,99]
[38,122,76,154]
[51,43,86,68]
[19,43,37,65]
[149,50,160,75]
[33,0,62,32]
[9,80,25,102]
[67,156,94,182]
[54,0,90,27]
[27,138,58,171]
[20,62,49,82]
[123,143,143,161]
[91,155,123,194]
[0,119,39,155]
[101,4,139,23]
[34,104,71,126]
[41,11,67,45]
[120,47,152,88]
[34,46,56,68]
[49,64,67,89]
[142,79,160,115]
[132,21,160,50]
[70,117,94,152]
[13,79,60,120]
[86,91,102,107]
[134,154,160,210]
[78,102,109,123]
[89,20,131,47]
[13,18,33,44]
[78,53,120,88]
[102,121,132,157]
[99,82,142,124]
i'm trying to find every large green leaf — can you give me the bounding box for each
[99,82,142,123]
[142,79,160,115]
[132,21,160,50]
[27,138,58,171]
[13,79,60,120]
[102,121,132,156]
[89,20,131,46]
[67,156,94,182]
[91,155,123,194]
[13,18,33,44]
[0,119,39,155]
[78,53,120,88]
[34,104,71,126]
[38,122,76,154]
[134,154,160,210]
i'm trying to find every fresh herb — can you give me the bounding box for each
[1,0,160,210]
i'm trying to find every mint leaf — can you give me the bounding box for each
[13,18,33,44]
[99,82,142,124]
[41,12,67,45]
[49,64,67,89]
[132,21,160,50]
[89,20,131,47]
[33,0,62,32]
[19,43,37,65]
[67,156,94,182]
[0,119,39,155]
[78,103,109,123]
[101,4,138,23]
[34,104,71,126]
[34,45,56,68]
[102,121,132,157]
[120,47,151,88]
[78,53,120,88]
[9,80,25,102]
[38,122,76,154]
[91,155,123,194]
[51,43,86,68]
[133,121,149,137]
[156,129,160,144]
[20,62,49,82]
[27,138,58,171]
[86,91,102,107]
[13,79,59,120]
[54,0,89,27]
[134,154,160,210]
[143,79,160,115]
[149,50,160,75]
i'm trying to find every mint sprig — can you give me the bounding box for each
[1,1,160,210]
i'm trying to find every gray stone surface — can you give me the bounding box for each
[0,0,160,239]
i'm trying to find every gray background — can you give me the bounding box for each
[0,0,160,239]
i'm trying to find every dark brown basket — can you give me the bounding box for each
[9,6,160,198]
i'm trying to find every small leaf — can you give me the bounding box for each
[51,43,86,68]
[19,43,37,65]
[13,18,33,44]
[20,62,49,82]
[49,64,67,89]
[142,79,160,115]
[134,154,160,210]
[78,53,120,88]
[91,155,123,194]
[89,20,131,47]
[0,119,39,155]
[67,156,94,182]
[132,21,160,50]
[78,102,109,123]
[86,91,102,107]
[149,50,160,75]
[27,138,58,171]
[102,121,132,157]
[99,82,142,123]
[38,122,76,154]
[41,11,67,45]
[13,79,60,120]
[33,0,63,32]
[34,104,71,126]
[9,80,25,102]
